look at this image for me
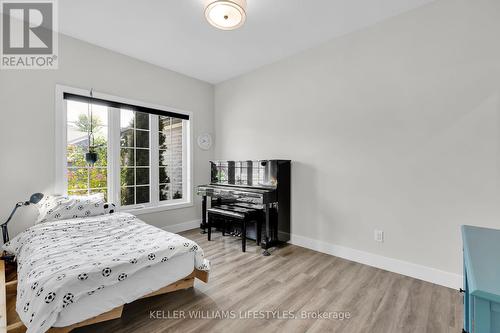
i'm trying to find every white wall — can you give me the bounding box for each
[215,0,500,281]
[0,34,214,236]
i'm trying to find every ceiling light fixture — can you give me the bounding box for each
[204,0,246,31]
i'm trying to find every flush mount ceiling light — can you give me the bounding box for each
[204,0,247,30]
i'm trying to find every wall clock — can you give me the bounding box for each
[197,133,212,150]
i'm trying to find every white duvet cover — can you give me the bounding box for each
[54,251,195,327]
[3,212,210,333]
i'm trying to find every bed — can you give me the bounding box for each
[0,211,210,333]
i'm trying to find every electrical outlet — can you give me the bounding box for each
[374,230,384,243]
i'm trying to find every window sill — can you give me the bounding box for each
[122,200,193,216]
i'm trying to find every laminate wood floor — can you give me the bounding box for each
[75,229,462,333]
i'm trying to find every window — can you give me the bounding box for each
[66,100,109,199]
[120,109,151,206]
[56,86,192,213]
[159,116,184,201]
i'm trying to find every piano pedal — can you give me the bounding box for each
[262,250,271,256]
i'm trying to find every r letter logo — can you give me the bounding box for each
[1,0,58,69]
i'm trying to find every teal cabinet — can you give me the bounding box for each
[462,225,500,333]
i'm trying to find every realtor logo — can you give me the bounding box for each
[1,0,58,69]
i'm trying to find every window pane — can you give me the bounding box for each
[121,187,135,206]
[159,184,170,201]
[121,109,135,129]
[159,149,169,166]
[136,130,149,148]
[136,149,150,166]
[66,100,108,197]
[172,183,183,199]
[67,101,108,140]
[121,167,134,186]
[159,167,170,184]
[93,144,108,167]
[121,148,135,166]
[89,168,107,189]
[136,186,150,204]
[136,168,149,185]
[136,112,149,130]
[157,116,185,202]
[158,116,170,132]
[67,139,89,168]
[159,132,169,149]
[171,121,183,184]
[68,168,88,190]
[171,165,182,183]
[120,129,134,147]
[120,110,151,207]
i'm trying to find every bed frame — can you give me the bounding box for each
[0,260,209,333]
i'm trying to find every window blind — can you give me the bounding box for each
[63,92,189,120]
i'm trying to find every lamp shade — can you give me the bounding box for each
[29,193,44,204]
[205,0,246,30]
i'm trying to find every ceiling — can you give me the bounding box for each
[59,0,435,84]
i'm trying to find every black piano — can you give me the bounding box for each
[197,160,291,254]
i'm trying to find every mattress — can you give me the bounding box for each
[54,251,195,327]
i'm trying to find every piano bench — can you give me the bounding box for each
[207,205,261,252]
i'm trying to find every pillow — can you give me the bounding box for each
[35,193,116,224]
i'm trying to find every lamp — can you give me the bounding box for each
[1,193,44,244]
[205,0,246,30]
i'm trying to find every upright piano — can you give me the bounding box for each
[197,160,291,253]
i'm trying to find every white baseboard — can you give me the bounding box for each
[290,234,462,289]
[160,219,200,233]
[156,221,461,289]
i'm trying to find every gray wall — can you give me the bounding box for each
[0,34,214,236]
[214,0,500,275]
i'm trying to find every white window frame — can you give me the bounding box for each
[55,84,193,215]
